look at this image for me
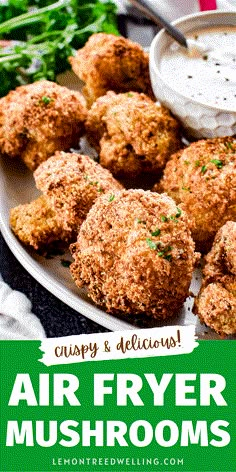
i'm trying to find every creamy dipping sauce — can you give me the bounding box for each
[160,26,236,111]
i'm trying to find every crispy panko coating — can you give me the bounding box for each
[194,222,236,335]
[69,33,155,107]
[0,80,87,170]
[70,189,198,318]
[86,91,181,178]
[154,137,236,251]
[34,151,123,233]
[10,195,70,250]
[201,221,236,292]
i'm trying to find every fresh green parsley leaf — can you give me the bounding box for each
[0,0,119,98]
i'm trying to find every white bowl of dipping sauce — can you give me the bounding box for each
[149,11,236,139]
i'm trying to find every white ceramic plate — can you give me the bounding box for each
[0,72,230,339]
[1,144,225,339]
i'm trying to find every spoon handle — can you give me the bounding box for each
[129,0,188,48]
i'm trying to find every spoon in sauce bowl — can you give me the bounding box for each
[129,0,210,56]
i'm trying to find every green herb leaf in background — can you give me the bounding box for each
[0,0,119,97]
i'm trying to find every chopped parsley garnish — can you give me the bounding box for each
[146,238,172,261]
[146,238,157,250]
[195,160,200,167]
[151,228,161,236]
[175,207,182,218]
[225,141,234,151]
[201,165,207,174]
[161,215,168,222]
[182,186,191,191]
[136,218,146,224]
[84,175,103,191]
[60,259,71,268]
[160,209,181,224]
[210,159,224,169]
[127,92,134,97]
[108,194,115,202]
[164,254,172,261]
[41,96,52,105]
[184,160,190,165]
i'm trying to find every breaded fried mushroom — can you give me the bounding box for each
[70,189,198,318]
[154,137,236,251]
[10,195,70,250]
[194,222,236,336]
[0,80,87,170]
[86,91,181,178]
[34,151,123,234]
[69,33,155,106]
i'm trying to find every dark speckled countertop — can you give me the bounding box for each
[0,232,109,337]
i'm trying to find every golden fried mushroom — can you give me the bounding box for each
[194,283,236,336]
[200,221,236,292]
[10,195,70,250]
[86,91,181,178]
[70,33,155,107]
[0,80,87,170]
[155,137,236,251]
[194,221,236,336]
[34,151,123,233]
[70,189,198,319]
